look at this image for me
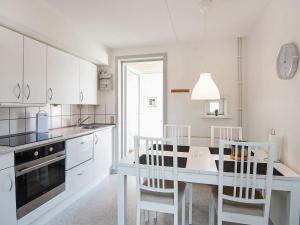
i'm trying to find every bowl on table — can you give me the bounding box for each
[229,140,248,161]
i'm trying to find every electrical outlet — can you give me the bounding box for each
[110,116,115,124]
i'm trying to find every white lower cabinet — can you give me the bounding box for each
[0,166,17,225]
[16,128,114,225]
[93,128,113,180]
[66,134,94,170]
[66,160,94,197]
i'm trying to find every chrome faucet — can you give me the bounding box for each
[77,116,90,127]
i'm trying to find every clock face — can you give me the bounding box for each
[276,43,299,80]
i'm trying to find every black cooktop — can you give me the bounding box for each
[0,132,62,147]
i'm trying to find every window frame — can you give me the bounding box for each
[205,98,228,116]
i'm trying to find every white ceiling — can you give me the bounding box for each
[42,0,270,49]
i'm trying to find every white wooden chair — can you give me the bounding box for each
[164,124,193,225]
[164,124,191,146]
[209,140,275,225]
[134,136,187,225]
[210,126,243,147]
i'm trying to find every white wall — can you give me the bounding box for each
[246,0,300,173]
[110,39,241,140]
[246,1,300,224]
[0,0,108,64]
[139,73,163,138]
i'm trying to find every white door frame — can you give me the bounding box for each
[115,53,168,160]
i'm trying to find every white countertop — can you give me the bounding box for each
[0,124,115,155]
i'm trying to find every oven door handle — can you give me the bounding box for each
[16,155,65,177]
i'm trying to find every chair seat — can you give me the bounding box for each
[141,180,186,205]
[211,186,264,217]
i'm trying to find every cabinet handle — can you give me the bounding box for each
[80,141,85,145]
[15,83,21,99]
[77,171,84,176]
[95,134,98,144]
[26,84,31,100]
[80,91,84,102]
[48,88,53,100]
[3,175,13,192]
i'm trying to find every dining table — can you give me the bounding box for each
[117,145,300,225]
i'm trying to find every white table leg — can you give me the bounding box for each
[287,189,300,225]
[118,174,127,225]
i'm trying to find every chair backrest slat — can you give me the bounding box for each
[218,140,275,221]
[164,124,191,146]
[245,144,252,198]
[239,145,245,199]
[161,143,165,189]
[252,150,258,199]
[211,126,243,147]
[233,144,238,197]
[145,140,150,185]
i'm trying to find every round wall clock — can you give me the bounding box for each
[276,43,299,80]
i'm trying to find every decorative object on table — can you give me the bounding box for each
[191,73,220,100]
[230,140,248,161]
[214,109,219,116]
[36,110,48,133]
[98,67,113,91]
[276,43,299,80]
[268,128,282,162]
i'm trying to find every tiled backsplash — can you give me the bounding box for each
[0,104,116,136]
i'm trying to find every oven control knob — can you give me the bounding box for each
[49,147,54,152]
[34,151,39,157]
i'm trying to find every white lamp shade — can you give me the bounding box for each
[191,73,220,100]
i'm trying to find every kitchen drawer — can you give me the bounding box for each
[66,160,94,196]
[66,134,94,170]
[0,152,14,171]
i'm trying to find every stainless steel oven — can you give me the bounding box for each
[15,141,65,219]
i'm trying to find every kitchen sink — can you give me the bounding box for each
[80,124,108,129]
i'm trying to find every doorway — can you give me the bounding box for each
[117,54,167,159]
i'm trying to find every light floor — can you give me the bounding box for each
[45,175,238,225]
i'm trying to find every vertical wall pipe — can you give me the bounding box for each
[237,37,243,127]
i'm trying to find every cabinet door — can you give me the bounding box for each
[93,128,112,180]
[47,47,80,104]
[66,160,94,197]
[23,37,47,104]
[79,60,97,104]
[66,134,94,170]
[0,167,17,225]
[0,26,23,103]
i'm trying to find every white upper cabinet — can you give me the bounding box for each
[0,26,23,103]
[79,59,98,104]
[0,26,98,105]
[23,37,47,104]
[47,47,80,104]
